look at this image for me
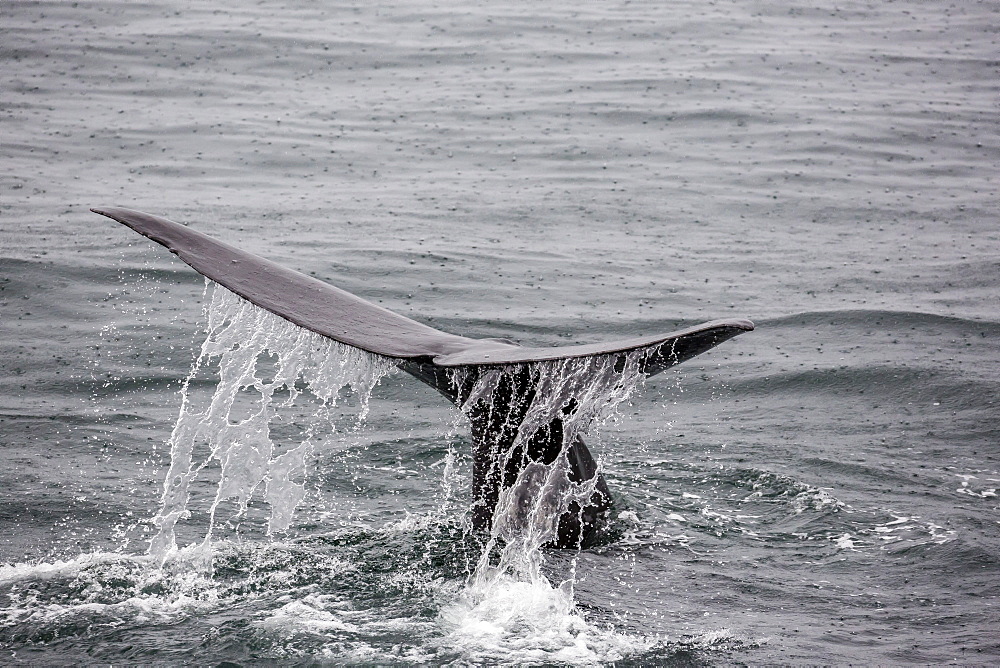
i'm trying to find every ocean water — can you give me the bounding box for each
[2,0,999,664]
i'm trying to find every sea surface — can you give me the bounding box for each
[2,0,999,664]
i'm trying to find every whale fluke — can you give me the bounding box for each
[92,206,753,548]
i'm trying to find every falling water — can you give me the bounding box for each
[146,282,656,660]
[149,283,396,564]
[460,355,645,576]
[439,355,650,660]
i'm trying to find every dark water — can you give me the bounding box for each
[3,0,999,664]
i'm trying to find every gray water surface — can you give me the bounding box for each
[2,0,999,664]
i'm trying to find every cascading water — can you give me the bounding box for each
[149,283,396,564]
[458,355,645,571]
[439,355,648,660]
[143,281,654,661]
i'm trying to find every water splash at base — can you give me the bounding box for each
[438,354,648,662]
[143,282,658,662]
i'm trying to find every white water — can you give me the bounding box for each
[429,347,652,661]
[143,282,659,661]
[469,356,643,546]
[148,283,397,563]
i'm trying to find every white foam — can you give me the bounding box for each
[0,551,147,585]
[436,352,655,663]
[438,573,654,664]
[0,551,224,632]
[834,533,856,550]
[258,595,360,636]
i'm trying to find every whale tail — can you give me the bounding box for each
[92,206,752,547]
[400,323,751,547]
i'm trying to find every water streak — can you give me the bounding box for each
[442,353,648,659]
[148,282,654,660]
[149,283,396,563]
[456,355,644,580]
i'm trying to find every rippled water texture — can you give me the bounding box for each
[3,0,999,664]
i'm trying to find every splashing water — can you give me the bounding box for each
[148,283,396,564]
[458,355,644,575]
[441,354,649,660]
[146,282,654,661]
